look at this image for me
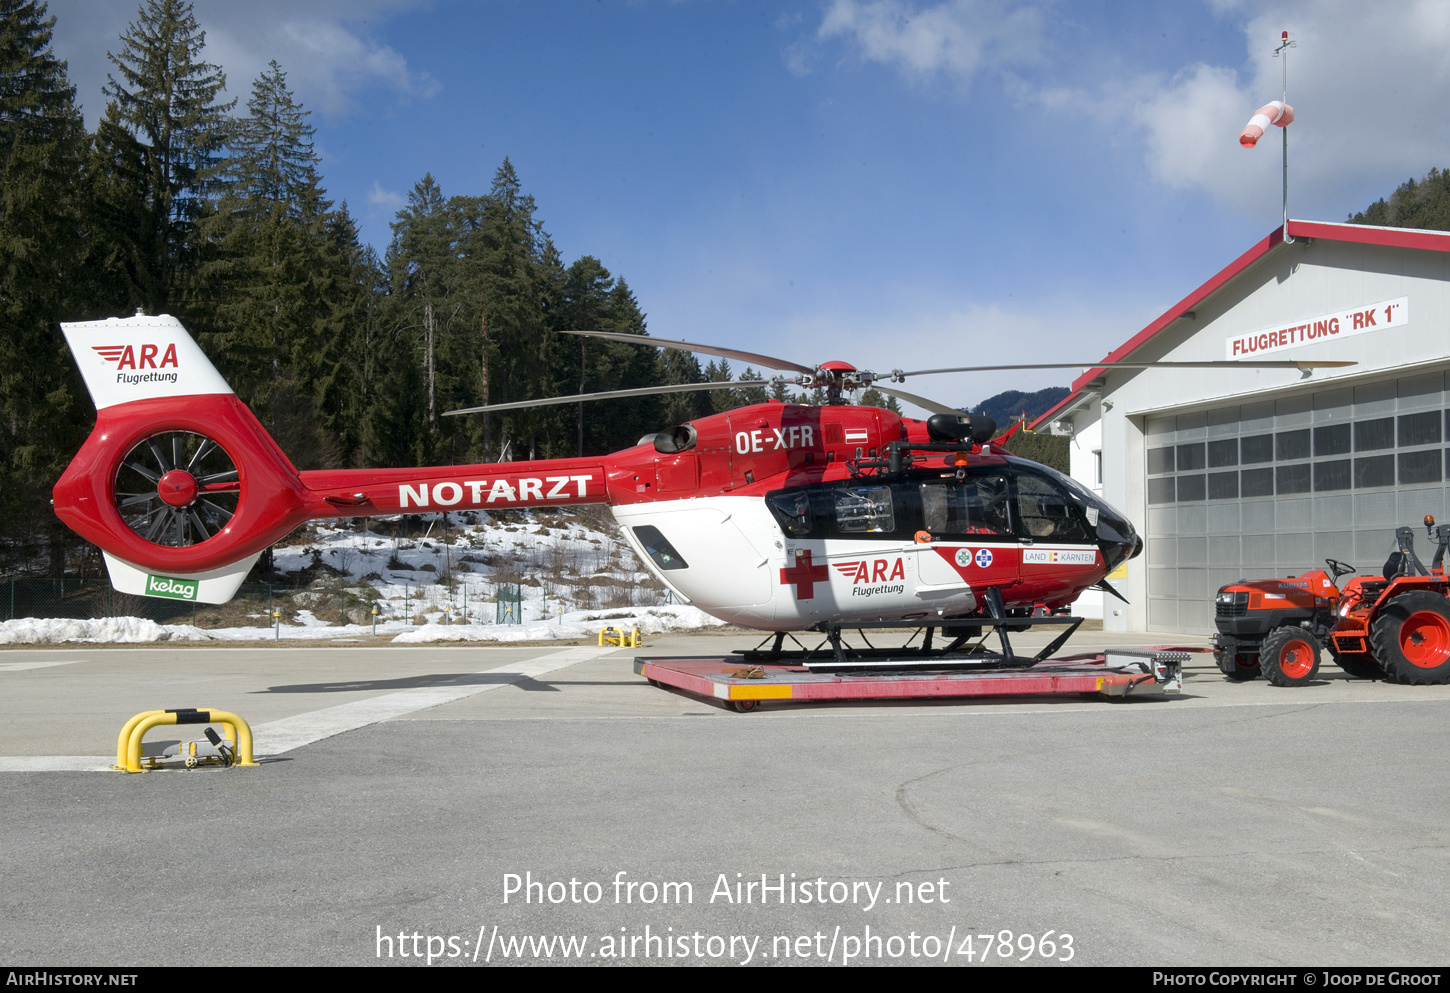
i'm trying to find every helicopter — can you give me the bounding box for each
[51,313,1354,647]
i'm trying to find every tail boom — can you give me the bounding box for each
[53,313,638,602]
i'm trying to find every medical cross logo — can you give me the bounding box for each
[779,549,829,600]
[974,549,993,568]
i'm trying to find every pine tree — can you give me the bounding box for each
[0,0,90,571]
[1349,168,1450,231]
[449,159,556,461]
[193,61,348,467]
[705,359,738,413]
[93,0,232,312]
[736,367,768,406]
[227,61,321,207]
[1001,424,1069,473]
[386,173,457,440]
[552,258,659,454]
[315,203,385,464]
[658,347,710,424]
[856,387,902,413]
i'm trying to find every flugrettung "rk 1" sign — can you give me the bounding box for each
[1225,297,1408,358]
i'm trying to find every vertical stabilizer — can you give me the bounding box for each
[62,314,232,409]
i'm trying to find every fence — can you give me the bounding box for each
[2,577,604,629]
[495,583,522,624]
[4,574,545,626]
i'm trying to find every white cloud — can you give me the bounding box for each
[49,0,436,126]
[368,181,405,210]
[1131,0,1450,214]
[272,19,440,115]
[817,0,1450,218]
[816,0,1045,84]
[1133,63,1268,198]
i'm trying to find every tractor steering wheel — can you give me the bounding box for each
[1324,558,1356,582]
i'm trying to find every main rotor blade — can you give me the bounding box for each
[871,384,962,416]
[559,329,815,375]
[444,379,774,416]
[896,359,1358,376]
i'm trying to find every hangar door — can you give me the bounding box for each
[1143,371,1450,633]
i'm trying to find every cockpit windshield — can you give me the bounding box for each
[1009,459,1139,565]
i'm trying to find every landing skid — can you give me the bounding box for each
[742,589,1084,673]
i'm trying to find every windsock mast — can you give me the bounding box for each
[1272,29,1297,242]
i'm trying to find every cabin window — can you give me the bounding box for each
[632,525,689,570]
[834,486,894,533]
[767,490,815,537]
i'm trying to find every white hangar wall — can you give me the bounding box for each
[1051,223,1450,636]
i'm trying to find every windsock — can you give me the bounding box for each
[1239,100,1294,148]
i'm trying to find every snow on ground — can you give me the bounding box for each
[0,616,201,644]
[0,604,724,644]
[1,510,729,644]
[271,508,670,623]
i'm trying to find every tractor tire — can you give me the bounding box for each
[1258,627,1321,687]
[1369,591,1450,684]
[1327,647,1383,680]
[1214,649,1260,681]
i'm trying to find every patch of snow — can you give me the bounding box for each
[391,605,725,643]
[0,617,214,644]
[6,510,704,645]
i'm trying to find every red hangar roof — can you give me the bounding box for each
[1029,220,1450,431]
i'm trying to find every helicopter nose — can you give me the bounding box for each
[1130,534,1144,560]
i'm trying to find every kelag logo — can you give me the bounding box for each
[146,574,198,600]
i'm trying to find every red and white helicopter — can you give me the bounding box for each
[53,313,1351,659]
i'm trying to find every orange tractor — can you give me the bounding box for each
[1212,516,1450,687]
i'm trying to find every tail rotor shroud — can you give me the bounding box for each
[114,431,240,547]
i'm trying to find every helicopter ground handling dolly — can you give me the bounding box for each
[634,591,1187,712]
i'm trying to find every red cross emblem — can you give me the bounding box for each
[779,549,829,600]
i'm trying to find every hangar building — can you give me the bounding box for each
[1032,220,1450,635]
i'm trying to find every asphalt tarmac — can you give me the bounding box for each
[3,629,1449,968]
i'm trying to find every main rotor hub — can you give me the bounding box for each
[157,469,199,507]
[806,361,876,399]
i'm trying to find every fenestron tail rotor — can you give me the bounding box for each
[114,431,240,547]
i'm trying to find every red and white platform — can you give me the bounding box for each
[634,650,1185,711]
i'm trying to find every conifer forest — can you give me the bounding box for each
[0,0,923,574]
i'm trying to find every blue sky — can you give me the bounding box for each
[49,0,1450,412]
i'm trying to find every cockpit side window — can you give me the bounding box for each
[1014,473,1090,541]
[919,475,1013,536]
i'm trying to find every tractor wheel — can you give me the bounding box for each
[1214,649,1260,681]
[1369,591,1450,684]
[1258,627,1321,687]
[1327,647,1384,680]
